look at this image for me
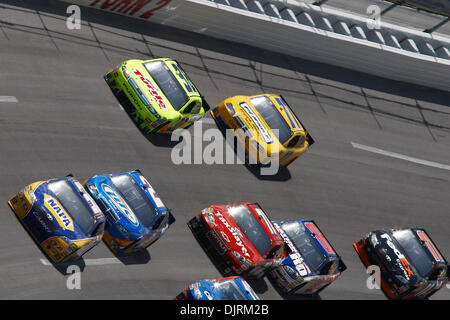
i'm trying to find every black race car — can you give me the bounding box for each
[354,227,450,299]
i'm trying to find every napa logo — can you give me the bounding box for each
[44,194,74,232]
[101,184,139,226]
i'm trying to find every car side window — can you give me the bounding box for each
[183,101,201,114]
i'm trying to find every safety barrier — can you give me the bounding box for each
[384,0,450,18]
[60,0,450,92]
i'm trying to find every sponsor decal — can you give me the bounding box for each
[101,184,139,226]
[274,223,310,277]
[416,230,443,262]
[133,69,166,110]
[239,102,273,144]
[138,175,165,209]
[380,233,414,280]
[207,230,228,253]
[215,211,250,258]
[73,180,103,217]
[202,208,215,226]
[220,231,230,243]
[44,194,74,232]
[129,77,152,106]
[254,207,278,236]
[33,211,51,233]
[89,0,171,20]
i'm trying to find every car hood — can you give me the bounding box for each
[31,180,101,241]
[208,205,261,263]
[90,175,147,239]
[370,231,422,285]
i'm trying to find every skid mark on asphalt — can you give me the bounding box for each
[351,142,450,171]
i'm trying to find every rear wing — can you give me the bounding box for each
[279,95,314,146]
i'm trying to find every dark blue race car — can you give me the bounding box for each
[8,176,106,263]
[268,219,346,295]
[84,170,175,253]
[175,276,260,300]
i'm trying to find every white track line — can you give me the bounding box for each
[0,96,18,103]
[351,142,450,171]
[40,258,122,266]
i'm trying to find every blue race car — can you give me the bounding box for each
[175,276,260,300]
[8,176,106,263]
[268,219,346,295]
[84,170,175,254]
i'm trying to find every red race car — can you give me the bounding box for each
[188,202,285,279]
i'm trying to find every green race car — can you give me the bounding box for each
[105,58,210,134]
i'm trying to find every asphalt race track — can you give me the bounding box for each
[0,0,449,300]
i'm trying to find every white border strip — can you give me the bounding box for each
[40,258,122,266]
[0,96,18,103]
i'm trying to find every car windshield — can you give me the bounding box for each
[282,221,326,272]
[48,180,96,236]
[393,229,434,278]
[144,61,188,111]
[170,62,198,94]
[250,96,293,144]
[228,205,272,256]
[215,280,248,300]
[111,174,158,228]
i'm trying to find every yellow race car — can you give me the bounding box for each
[104,58,210,134]
[211,94,314,167]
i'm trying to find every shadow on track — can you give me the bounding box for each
[104,245,151,265]
[265,276,323,301]
[245,165,292,182]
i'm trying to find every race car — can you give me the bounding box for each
[104,58,210,134]
[188,202,285,279]
[268,219,346,295]
[8,176,106,263]
[175,276,260,300]
[84,170,175,254]
[353,227,450,300]
[210,94,314,167]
